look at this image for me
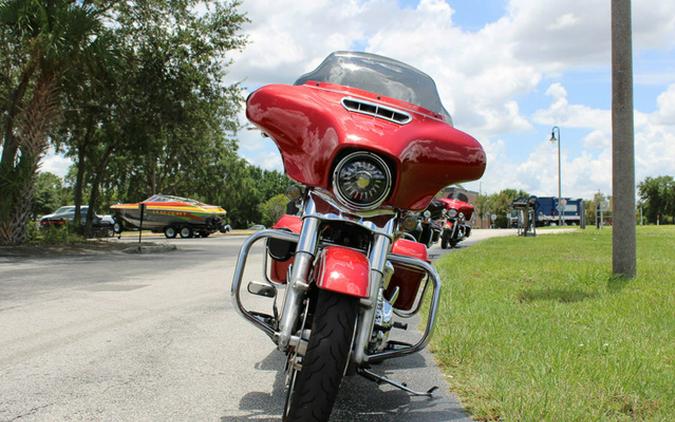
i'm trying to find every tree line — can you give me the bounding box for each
[1,0,291,243]
[474,188,530,228]
[638,176,674,224]
[473,175,673,228]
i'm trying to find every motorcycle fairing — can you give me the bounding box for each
[437,198,475,220]
[267,214,302,284]
[391,238,429,262]
[247,82,486,211]
[273,214,303,233]
[385,239,429,311]
[315,246,370,298]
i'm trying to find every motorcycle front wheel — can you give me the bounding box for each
[441,231,451,249]
[283,289,357,422]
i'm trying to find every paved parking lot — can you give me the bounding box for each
[0,231,519,421]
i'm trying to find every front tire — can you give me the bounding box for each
[441,230,451,249]
[284,290,357,422]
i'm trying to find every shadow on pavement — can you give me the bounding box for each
[223,349,468,422]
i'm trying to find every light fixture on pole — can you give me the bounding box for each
[548,126,563,226]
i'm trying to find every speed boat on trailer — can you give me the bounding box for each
[110,194,227,238]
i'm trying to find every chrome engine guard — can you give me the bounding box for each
[230,229,442,364]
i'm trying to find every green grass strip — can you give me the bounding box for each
[431,226,675,421]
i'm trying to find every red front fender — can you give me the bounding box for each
[315,246,370,298]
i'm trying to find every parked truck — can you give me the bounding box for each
[535,197,584,226]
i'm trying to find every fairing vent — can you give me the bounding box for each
[341,97,412,124]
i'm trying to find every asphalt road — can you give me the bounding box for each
[0,230,516,421]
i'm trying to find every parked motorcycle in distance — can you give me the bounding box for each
[413,198,446,248]
[438,198,474,249]
[230,51,485,421]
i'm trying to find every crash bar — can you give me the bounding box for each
[364,254,442,363]
[230,229,300,340]
[230,230,442,363]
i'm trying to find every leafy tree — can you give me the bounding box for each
[584,192,610,226]
[638,176,674,224]
[32,172,68,218]
[474,193,493,223]
[0,0,108,243]
[469,189,528,228]
[491,189,529,228]
[259,193,289,227]
[39,0,247,237]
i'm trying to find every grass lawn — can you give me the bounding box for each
[431,226,674,421]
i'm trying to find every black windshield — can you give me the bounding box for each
[295,51,452,123]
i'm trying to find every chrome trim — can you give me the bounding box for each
[231,194,441,365]
[398,232,417,242]
[332,151,393,212]
[450,220,459,241]
[352,217,396,364]
[365,254,441,363]
[308,191,396,237]
[341,97,412,125]
[230,229,300,340]
[277,200,320,351]
[393,276,429,318]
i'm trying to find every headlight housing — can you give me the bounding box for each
[448,208,458,218]
[333,151,392,210]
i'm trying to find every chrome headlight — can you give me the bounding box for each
[458,212,465,221]
[448,208,458,218]
[333,151,392,210]
[401,213,418,231]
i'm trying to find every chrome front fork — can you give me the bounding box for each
[230,198,441,364]
[276,198,397,356]
[352,218,395,365]
[277,199,319,351]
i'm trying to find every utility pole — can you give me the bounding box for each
[611,0,636,278]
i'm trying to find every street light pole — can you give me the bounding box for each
[549,126,563,226]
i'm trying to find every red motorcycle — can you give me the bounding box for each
[414,198,446,248]
[231,51,485,421]
[438,198,475,249]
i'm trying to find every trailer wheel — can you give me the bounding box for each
[113,222,122,234]
[179,226,193,239]
[164,226,177,239]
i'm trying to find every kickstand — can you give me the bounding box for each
[358,368,438,397]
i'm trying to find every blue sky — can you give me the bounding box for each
[42,0,675,199]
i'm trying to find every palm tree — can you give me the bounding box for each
[0,0,109,243]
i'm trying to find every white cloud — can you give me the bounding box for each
[653,83,675,125]
[549,13,579,31]
[227,0,675,199]
[525,82,675,198]
[532,82,610,129]
[504,0,675,69]
[228,0,675,140]
[582,130,610,150]
[39,148,72,177]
